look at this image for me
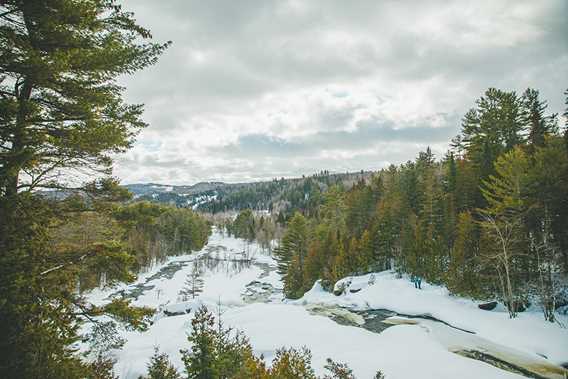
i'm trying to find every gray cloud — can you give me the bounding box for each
[114,0,568,184]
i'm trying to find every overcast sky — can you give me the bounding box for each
[114,0,568,185]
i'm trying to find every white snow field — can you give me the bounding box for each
[83,229,568,379]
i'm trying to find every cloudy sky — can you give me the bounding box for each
[115,0,568,185]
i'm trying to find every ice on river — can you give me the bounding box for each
[83,230,568,379]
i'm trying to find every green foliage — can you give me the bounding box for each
[274,212,309,297]
[180,305,266,379]
[99,299,154,332]
[0,0,169,376]
[269,347,317,379]
[141,348,181,379]
[323,358,354,379]
[87,354,119,379]
[0,1,170,197]
[270,87,568,315]
[139,305,377,379]
[113,201,210,269]
[229,209,256,240]
[181,305,218,379]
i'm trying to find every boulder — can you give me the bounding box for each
[163,309,186,317]
[333,278,352,296]
[333,283,346,296]
[478,301,498,311]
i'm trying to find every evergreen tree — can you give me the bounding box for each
[323,358,355,379]
[521,88,556,149]
[303,240,324,291]
[274,212,308,284]
[284,254,305,299]
[358,230,374,272]
[0,1,168,376]
[0,1,170,197]
[321,185,347,237]
[479,147,531,317]
[142,348,181,379]
[458,88,524,182]
[269,347,316,379]
[448,212,478,296]
[181,306,218,379]
[179,263,204,301]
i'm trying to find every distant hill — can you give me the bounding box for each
[125,170,373,215]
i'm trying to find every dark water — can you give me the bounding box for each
[355,309,398,333]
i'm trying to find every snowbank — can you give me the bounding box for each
[296,271,568,366]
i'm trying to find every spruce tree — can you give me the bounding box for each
[181,306,217,379]
[521,88,556,149]
[142,348,181,379]
[274,212,308,282]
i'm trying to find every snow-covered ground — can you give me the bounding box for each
[83,230,568,379]
[298,273,568,367]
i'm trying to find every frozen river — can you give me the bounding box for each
[83,230,568,379]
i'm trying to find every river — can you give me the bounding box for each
[82,229,568,379]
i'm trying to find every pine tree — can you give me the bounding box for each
[323,358,355,379]
[179,264,204,301]
[358,230,375,272]
[321,185,347,237]
[303,238,324,291]
[274,212,308,283]
[0,1,168,376]
[181,306,218,379]
[521,88,556,149]
[142,348,181,379]
[0,1,170,197]
[332,241,350,284]
[284,254,305,299]
[269,347,317,379]
[448,212,478,295]
[458,88,524,180]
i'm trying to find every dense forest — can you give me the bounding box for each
[197,171,370,216]
[128,171,371,220]
[270,88,568,321]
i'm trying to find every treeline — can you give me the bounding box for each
[198,171,371,218]
[208,209,284,254]
[53,200,211,292]
[276,88,568,320]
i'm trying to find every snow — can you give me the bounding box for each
[296,271,568,366]
[83,230,568,379]
[111,302,524,379]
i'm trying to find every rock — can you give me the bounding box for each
[333,278,352,296]
[333,283,346,296]
[478,301,498,311]
[349,288,362,293]
[163,309,186,317]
